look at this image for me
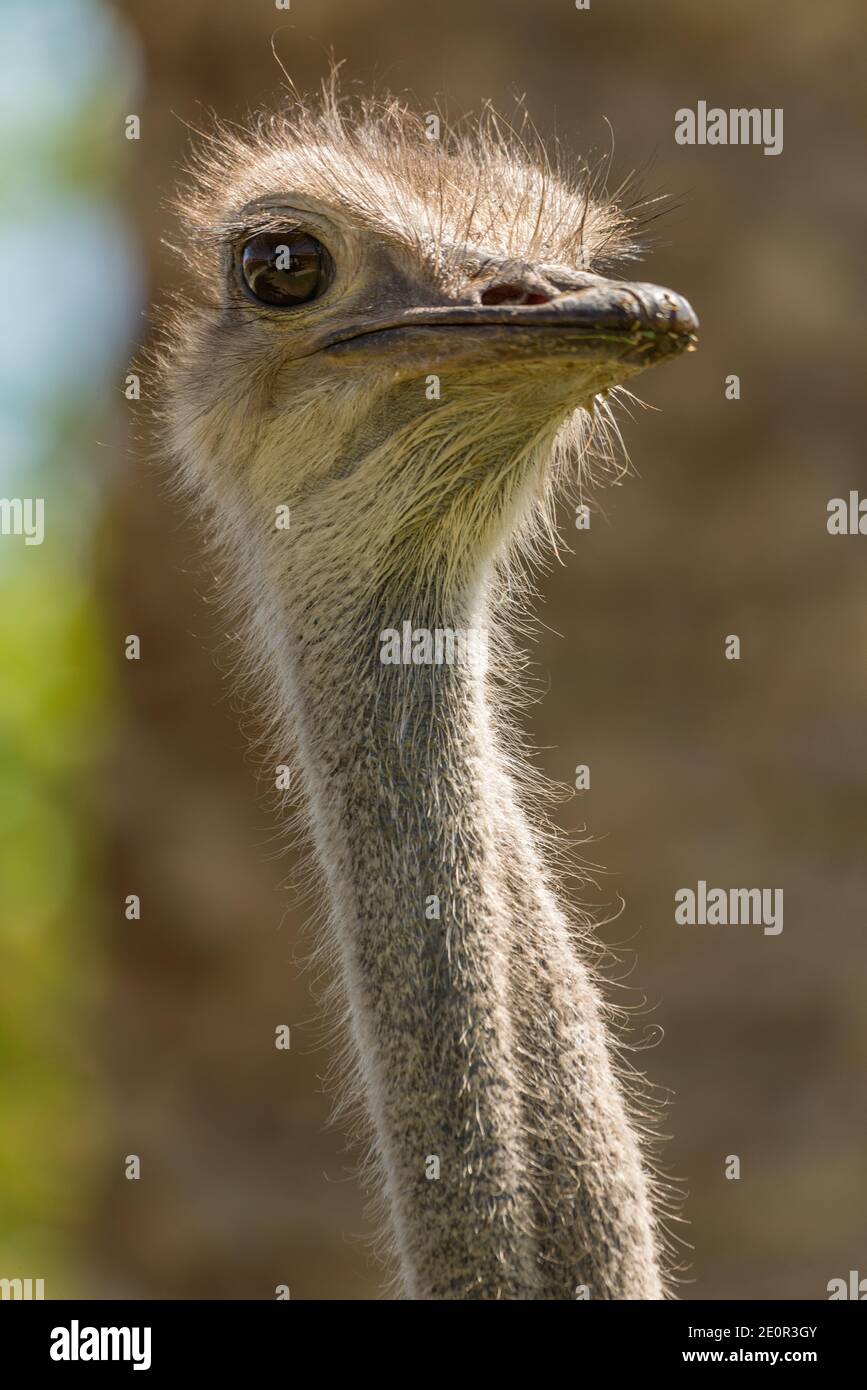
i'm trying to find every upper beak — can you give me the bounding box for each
[320,273,699,373]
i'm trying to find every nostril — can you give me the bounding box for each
[479,281,552,306]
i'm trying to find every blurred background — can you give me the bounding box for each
[1,0,865,1299]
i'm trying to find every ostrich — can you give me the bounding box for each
[157,89,697,1301]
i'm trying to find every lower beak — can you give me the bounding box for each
[321,279,699,373]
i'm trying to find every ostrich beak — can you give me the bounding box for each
[320,274,699,377]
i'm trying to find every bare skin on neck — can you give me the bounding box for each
[160,91,697,1299]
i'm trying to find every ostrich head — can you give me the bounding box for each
[163,93,697,654]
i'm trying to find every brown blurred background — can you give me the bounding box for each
[3,0,865,1300]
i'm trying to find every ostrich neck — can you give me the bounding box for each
[285,584,663,1300]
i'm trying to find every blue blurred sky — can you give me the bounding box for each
[0,0,142,490]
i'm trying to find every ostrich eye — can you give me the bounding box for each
[239,231,331,307]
